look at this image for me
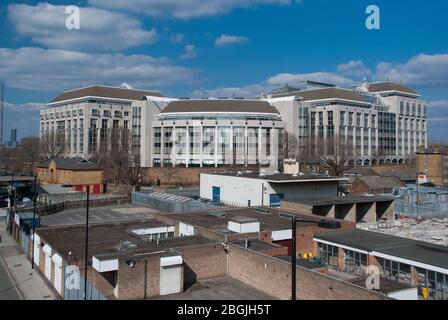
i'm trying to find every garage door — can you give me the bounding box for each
[160,265,182,296]
[43,244,52,280]
[52,254,63,295]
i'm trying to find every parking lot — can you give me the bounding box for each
[40,204,158,227]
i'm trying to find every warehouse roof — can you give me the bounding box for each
[37,157,102,171]
[314,229,448,271]
[161,99,280,114]
[367,82,417,95]
[354,176,405,190]
[50,85,162,104]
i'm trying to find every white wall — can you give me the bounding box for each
[200,173,339,207]
[387,288,418,300]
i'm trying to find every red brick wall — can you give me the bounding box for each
[174,243,227,289]
[227,244,390,300]
[117,255,161,300]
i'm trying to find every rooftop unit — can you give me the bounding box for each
[228,216,260,234]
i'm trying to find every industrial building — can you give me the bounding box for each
[200,172,346,207]
[280,195,395,223]
[314,229,448,300]
[416,145,448,187]
[26,204,404,300]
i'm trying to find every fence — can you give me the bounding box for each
[393,185,448,219]
[16,196,130,216]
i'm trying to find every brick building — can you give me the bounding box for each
[36,158,105,194]
[416,145,448,187]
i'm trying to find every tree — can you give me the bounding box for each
[39,132,65,160]
[313,134,354,177]
[278,131,298,172]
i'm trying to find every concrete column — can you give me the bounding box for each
[258,127,262,165]
[244,126,248,167]
[214,126,219,168]
[368,127,372,157]
[360,123,364,157]
[327,205,335,219]
[230,126,234,166]
[200,125,203,168]
[366,202,377,223]
[160,126,165,168]
[172,126,177,168]
[347,204,357,223]
[185,126,190,168]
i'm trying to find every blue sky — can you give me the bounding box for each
[1,0,448,142]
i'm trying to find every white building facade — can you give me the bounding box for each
[150,99,285,168]
[40,85,164,165]
[266,81,427,165]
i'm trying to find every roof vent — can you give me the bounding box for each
[208,211,226,218]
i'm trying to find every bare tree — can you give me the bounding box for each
[314,134,354,177]
[39,132,65,160]
[278,131,298,172]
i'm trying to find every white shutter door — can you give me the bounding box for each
[160,265,181,295]
[54,263,62,294]
[44,254,52,280]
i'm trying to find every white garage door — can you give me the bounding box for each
[52,254,63,295]
[43,245,52,280]
[160,265,182,296]
[33,234,40,266]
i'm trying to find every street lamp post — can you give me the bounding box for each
[291,216,297,301]
[84,185,90,300]
[31,174,38,269]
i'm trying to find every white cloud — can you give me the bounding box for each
[180,45,197,59]
[428,100,448,108]
[0,47,196,91]
[192,84,268,98]
[267,72,354,87]
[215,35,249,47]
[374,53,448,89]
[7,3,158,51]
[170,33,184,43]
[4,101,46,112]
[89,0,297,19]
[337,60,371,79]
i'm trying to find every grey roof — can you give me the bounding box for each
[37,157,102,171]
[38,184,77,195]
[290,195,395,207]
[345,167,379,176]
[270,88,369,103]
[355,176,405,190]
[367,82,417,95]
[314,229,448,270]
[50,85,162,104]
[161,99,280,114]
[273,255,326,270]
[210,172,347,183]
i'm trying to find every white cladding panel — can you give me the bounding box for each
[92,257,119,272]
[179,222,194,236]
[271,229,292,241]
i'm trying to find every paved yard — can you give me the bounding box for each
[154,277,277,300]
[41,204,157,227]
[0,255,22,300]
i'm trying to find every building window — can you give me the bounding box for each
[318,243,339,268]
[91,109,100,117]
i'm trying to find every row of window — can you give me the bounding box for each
[399,101,427,117]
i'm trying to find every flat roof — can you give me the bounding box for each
[231,239,284,252]
[289,195,396,207]
[314,229,448,271]
[37,220,214,262]
[206,172,347,183]
[274,256,326,270]
[158,207,345,233]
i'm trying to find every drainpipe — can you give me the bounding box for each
[292,216,297,301]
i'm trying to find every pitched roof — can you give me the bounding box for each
[270,88,369,104]
[37,157,102,171]
[355,176,405,190]
[161,99,279,114]
[50,86,162,104]
[345,167,379,176]
[367,82,417,95]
